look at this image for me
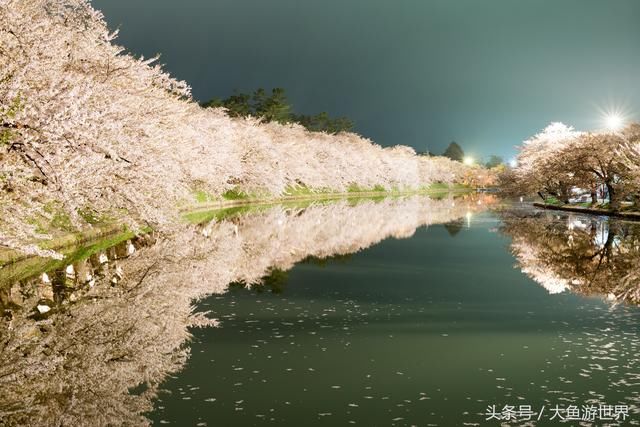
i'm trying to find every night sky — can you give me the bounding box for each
[93,0,640,160]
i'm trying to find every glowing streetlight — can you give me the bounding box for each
[604,113,624,132]
[463,156,474,165]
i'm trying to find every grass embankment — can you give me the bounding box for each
[182,183,471,214]
[0,229,136,285]
[0,183,473,270]
[533,201,640,221]
[0,223,131,266]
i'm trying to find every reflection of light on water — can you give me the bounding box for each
[466,211,472,228]
[566,216,612,249]
[594,221,609,248]
[567,216,587,231]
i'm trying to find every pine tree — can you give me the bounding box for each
[443,141,464,162]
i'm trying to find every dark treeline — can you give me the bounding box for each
[201,88,354,134]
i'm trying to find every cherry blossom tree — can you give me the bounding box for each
[506,122,640,207]
[0,0,480,255]
[510,122,582,202]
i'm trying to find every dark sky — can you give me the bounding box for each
[93,0,640,160]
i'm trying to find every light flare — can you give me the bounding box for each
[604,113,624,132]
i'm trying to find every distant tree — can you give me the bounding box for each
[485,155,504,169]
[201,92,251,117]
[200,97,222,108]
[443,141,464,162]
[291,111,354,134]
[201,88,290,123]
[203,88,352,133]
[252,88,291,124]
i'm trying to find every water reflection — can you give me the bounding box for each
[501,208,640,304]
[0,194,493,426]
[153,202,640,427]
[443,218,464,237]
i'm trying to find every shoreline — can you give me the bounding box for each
[533,202,640,221]
[179,187,472,213]
[0,224,131,267]
[1,188,472,267]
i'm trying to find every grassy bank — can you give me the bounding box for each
[0,229,137,284]
[0,184,473,269]
[0,223,132,266]
[183,186,470,224]
[181,183,471,213]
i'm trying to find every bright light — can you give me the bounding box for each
[463,156,474,165]
[509,158,518,168]
[597,103,632,133]
[605,113,624,131]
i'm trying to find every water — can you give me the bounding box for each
[2,195,640,426]
[148,204,640,426]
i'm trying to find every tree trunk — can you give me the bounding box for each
[559,183,570,204]
[605,182,620,210]
[590,188,598,205]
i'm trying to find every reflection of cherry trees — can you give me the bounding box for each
[0,236,195,425]
[0,195,494,426]
[502,210,640,303]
